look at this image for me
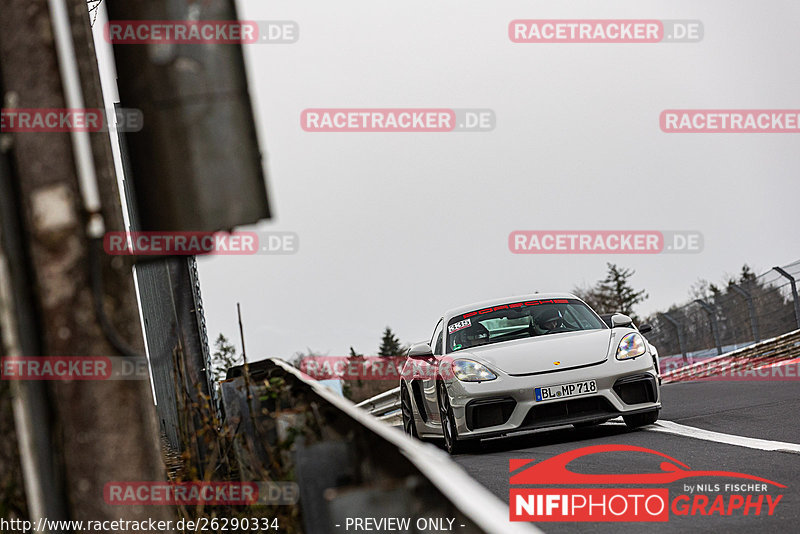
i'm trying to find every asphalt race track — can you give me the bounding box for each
[450,381,800,533]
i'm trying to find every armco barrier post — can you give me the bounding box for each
[729,283,760,343]
[658,312,688,363]
[694,300,723,355]
[773,266,800,330]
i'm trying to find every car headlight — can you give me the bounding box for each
[616,333,647,360]
[451,359,497,382]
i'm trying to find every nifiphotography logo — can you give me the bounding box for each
[509,444,784,522]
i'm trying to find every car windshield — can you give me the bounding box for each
[446,298,606,353]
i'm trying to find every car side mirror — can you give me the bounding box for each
[408,343,434,359]
[611,313,633,328]
[638,323,653,334]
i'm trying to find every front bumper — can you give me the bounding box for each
[446,355,660,439]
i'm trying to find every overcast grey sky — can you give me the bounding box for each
[96,1,800,360]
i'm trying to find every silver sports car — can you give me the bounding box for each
[399,293,661,454]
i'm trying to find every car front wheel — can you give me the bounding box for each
[437,380,472,454]
[401,384,418,438]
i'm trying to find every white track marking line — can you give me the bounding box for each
[645,420,800,453]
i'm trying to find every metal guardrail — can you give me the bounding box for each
[221,359,541,534]
[355,386,402,424]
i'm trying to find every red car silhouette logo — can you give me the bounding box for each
[510,444,785,487]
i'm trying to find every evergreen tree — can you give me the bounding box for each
[597,263,648,321]
[574,263,648,322]
[739,264,756,283]
[211,333,241,382]
[378,327,404,357]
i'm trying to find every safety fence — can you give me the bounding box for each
[660,328,800,384]
[646,260,800,365]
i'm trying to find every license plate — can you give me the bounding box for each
[535,380,597,401]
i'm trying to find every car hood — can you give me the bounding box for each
[454,329,614,375]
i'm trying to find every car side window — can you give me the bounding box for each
[430,318,443,355]
[434,329,444,355]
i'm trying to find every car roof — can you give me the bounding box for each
[443,292,580,320]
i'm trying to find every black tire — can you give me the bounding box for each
[437,380,473,454]
[401,383,418,438]
[623,409,659,429]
